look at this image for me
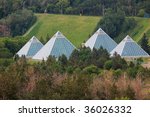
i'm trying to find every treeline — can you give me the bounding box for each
[0,0,149,37]
[0,1,36,37]
[14,0,150,16]
[0,0,150,17]
[25,0,150,16]
[0,47,150,99]
[0,37,26,59]
[0,9,36,37]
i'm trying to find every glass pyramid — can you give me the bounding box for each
[85,28,117,52]
[32,31,76,60]
[110,35,149,58]
[16,36,43,58]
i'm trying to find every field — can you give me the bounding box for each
[24,14,100,47]
[24,14,150,47]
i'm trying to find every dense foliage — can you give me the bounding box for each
[0,0,150,17]
[0,47,150,100]
[0,9,36,37]
[0,0,150,100]
[140,33,150,54]
[24,0,150,16]
[0,37,26,59]
[0,0,149,38]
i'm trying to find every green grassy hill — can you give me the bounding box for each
[24,14,100,47]
[24,14,150,47]
[115,17,150,43]
[131,17,150,42]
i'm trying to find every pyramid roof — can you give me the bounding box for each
[16,36,43,58]
[85,28,117,52]
[32,31,76,60]
[110,35,149,58]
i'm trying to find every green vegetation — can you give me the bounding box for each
[0,9,36,37]
[0,0,150,100]
[95,9,137,42]
[95,9,150,43]
[140,34,150,54]
[24,14,100,46]
[3,0,148,16]
[24,14,150,46]
[0,37,27,59]
[115,17,150,43]
[0,47,150,100]
[128,17,150,42]
[0,13,149,63]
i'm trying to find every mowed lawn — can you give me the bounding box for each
[24,14,100,47]
[24,13,150,46]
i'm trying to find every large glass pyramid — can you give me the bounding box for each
[32,31,76,60]
[16,36,43,58]
[110,35,149,58]
[85,28,117,52]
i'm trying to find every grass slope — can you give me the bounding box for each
[24,14,150,46]
[112,17,150,43]
[24,14,100,47]
[130,17,150,42]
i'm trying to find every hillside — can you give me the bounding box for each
[24,14,100,47]
[121,17,150,42]
[24,14,150,47]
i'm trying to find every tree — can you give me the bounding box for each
[0,9,36,37]
[104,60,112,70]
[57,0,70,14]
[94,8,136,42]
[140,33,150,54]
[58,54,68,73]
[145,0,150,14]
[95,9,125,38]
[12,0,22,11]
[111,52,127,70]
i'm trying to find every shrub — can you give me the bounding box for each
[66,66,74,74]
[83,65,99,74]
[104,60,112,70]
[0,48,13,58]
[137,9,145,17]
[0,59,13,67]
[113,69,122,79]
[127,67,138,78]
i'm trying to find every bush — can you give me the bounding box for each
[113,69,122,79]
[125,86,136,100]
[127,67,138,78]
[104,60,112,70]
[66,66,74,74]
[137,9,145,17]
[0,48,13,58]
[83,65,99,74]
[137,67,150,80]
[0,59,13,67]
[111,53,127,70]
[4,40,25,54]
[136,58,144,66]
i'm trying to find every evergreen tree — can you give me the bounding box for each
[140,33,150,54]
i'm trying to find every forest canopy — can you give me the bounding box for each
[0,0,150,18]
